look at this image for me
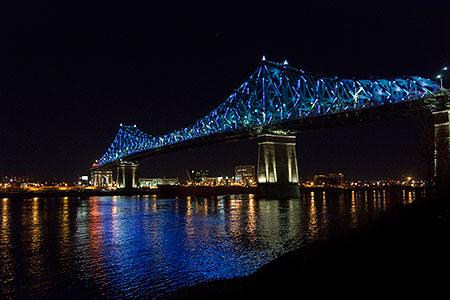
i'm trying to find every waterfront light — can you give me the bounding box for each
[437,66,448,89]
[437,74,443,89]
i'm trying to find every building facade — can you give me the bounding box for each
[138,177,178,188]
[186,169,210,183]
[235,165,256,185]
[313,173,345,187]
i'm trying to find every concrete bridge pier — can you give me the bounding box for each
[433,110,450,195]
[117,161,139,189]
[257,134,300,198]
[91,169,113,187]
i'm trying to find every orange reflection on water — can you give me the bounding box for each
[31,198,41,247]
[1,198,14,288]
[320,192,328,230]
[202,198,208,216]
[229,195,241,236]
[24,197,44,280]
[1,198,8,230]
[308,192,319,239]
[374,190,382,209]
[408,191,413,204]
[151,198,157,213]
[246,195,256,240]
[59,197,70,264]
[87,197,108,287]
[185,197,194,236]
[350,191,358,228]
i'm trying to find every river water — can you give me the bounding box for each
[0,189,422,299]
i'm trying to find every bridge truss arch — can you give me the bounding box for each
[96,60,441,168]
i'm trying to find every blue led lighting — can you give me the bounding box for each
[97,60,440,166]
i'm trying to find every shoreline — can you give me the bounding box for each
[0,189,160,199]
[159,195,450,299]
[0,185,424,199]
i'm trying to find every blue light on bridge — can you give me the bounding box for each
[97,60,440,166]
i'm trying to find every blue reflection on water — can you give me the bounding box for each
[0,190,421,299]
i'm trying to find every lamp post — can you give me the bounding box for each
[437,74,443,89]
[437,66,448,89]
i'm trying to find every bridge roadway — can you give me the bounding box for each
[92,60,450,197]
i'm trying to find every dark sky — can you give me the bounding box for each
[1,0,449,181]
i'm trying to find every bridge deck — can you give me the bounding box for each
[93,93,450,170]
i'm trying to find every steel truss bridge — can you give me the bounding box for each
[95,59,445,170]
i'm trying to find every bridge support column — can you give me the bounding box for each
[433,110,450,195]
[257,134,299,198]
[91,169,113,187]
[117,161,139,189]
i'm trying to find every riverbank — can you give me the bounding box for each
[160,195,450,299]
[1,185,424,199]
[0,189,160,198]
[0,186,258,198]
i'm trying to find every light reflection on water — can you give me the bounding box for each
[0,189,424,299]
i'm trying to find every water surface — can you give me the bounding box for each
[0,189,422,299]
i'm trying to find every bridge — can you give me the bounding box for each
[92,59,450,197]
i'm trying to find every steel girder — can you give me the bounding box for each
[97,60,440,166]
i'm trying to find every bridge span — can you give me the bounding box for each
[92,59,450,197]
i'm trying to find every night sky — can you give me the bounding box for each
[1,0,449,181]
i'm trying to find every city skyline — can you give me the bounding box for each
[1,1,449,181]
[1,2,449,299]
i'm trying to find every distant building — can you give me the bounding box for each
[138,177,178,188]
[234,165,255,185]
[1,174,33,189]
[78,175,89,186]
[186,169,210,183]
[200,177,218,186]
[313,173,345,187]
[1,174,32,184]
[218,176,234,186]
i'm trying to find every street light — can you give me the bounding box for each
[437,66,448,89]
[437,74,443,89]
